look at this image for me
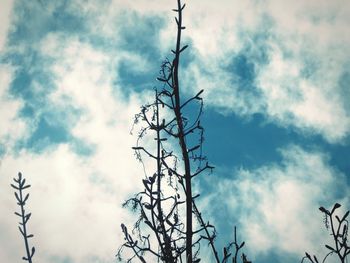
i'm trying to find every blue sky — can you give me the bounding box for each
[0,0,349,262]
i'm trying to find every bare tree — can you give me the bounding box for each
[11,172,36,263]
[117,1,249,262]
[302,203,349,263]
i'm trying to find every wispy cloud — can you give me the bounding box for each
[203,145,349,262]
[0,65,27,154]
[0,2,161,261]
[181,0,350,143]
[0,1,349,262]
[0,34,154,262]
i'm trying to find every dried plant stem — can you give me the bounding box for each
[11,172,36,263]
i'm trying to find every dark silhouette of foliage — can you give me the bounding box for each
[117,1,250,262]
[11,172,36,263]
[302,203,349,263]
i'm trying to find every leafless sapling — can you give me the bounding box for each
[117,1,250,262]
[11,172,36,263]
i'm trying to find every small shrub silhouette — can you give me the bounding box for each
[302,203,349,263]
[11,172,36,263]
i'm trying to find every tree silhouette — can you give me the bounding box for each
[11,172,36,263]
[117,1,249,262]
[8,2,347,263]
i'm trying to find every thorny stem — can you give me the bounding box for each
[11,172,35,263]
[234,227,239,263]
[192,201,220,263]
[156,91,175,262]
[150,174,165,259]
[19,185,32,263]
[329,213,340,260]
[172,0,193,261]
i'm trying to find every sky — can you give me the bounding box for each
[0,0,349,262]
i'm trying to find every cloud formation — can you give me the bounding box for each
[205,145,349,262]
[0,35,154,262]
[0,1,349,263]
[181,0,350,143]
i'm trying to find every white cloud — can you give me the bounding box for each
[0,65,27,151]
[206,145,349,262]
[1,1,349,262]
[257,44,350,142]
[0,145,137,263]
[0,33,156,262]
[178,0,350,143]
[0,2,184,259]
